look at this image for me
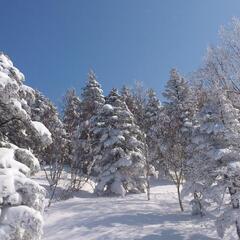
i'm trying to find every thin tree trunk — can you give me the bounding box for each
[146,175,150,201]
[177,182,184,212]
[235,220,240,240]
[229,186,240,239]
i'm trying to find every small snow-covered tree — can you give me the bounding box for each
[90,89,147,196]
[80,69,105,120]
[0,52,52,239]
[158,69,195,211]
[71,70,105,189]
[184,86,240,238]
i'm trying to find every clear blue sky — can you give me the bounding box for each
[1,1,240,105]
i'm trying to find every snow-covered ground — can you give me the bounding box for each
[33,172,225,240]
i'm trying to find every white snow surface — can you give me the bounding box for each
[34,172,233,240]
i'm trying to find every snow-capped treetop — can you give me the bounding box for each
[144,88,161,131]
[0,52,25,83]
[80,69,105,121]
[163,69,190,107]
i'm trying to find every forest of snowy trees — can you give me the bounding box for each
[2,18,240,239]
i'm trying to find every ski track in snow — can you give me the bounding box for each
[37,177,224,240]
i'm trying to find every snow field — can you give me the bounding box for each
[41,179,221,240]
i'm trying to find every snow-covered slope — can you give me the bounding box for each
[39,178,224,240]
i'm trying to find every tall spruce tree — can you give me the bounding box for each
[159,69,195,211]
[62,89,81,164]
[62,89,81,138]
[71,70,105,189]
[144,89,162,169]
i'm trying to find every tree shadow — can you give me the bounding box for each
[136,229,184,240]
[51,212,192,229]
[188,233,219,240]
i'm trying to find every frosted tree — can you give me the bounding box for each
[71,70,105,190]
[90,89,147,196]
[195,18,240,93]
[0,53,52,239]
[184,87,240,238]
[62,89,81,164]
[121,82,147,128]
[80,69,105,120]
[62,88,81,139]
[158,69,195,211]
[144,89,162,166]
[132,81,147,129]
[31,91,68,205]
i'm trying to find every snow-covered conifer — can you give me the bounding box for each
[31,91,68,205]
[0,53,51,239]
[62,89,81,164]
[62,89,81,138]
[158,69,195,211]
[90,89,147,196]
[71,70,105,189]
[144,89,162,169]
[31,91,68,168]
[80,69,105,120]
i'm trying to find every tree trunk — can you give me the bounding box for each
[229,186,240,239]
[146,176,150,201]
[235,220,240,240]
[177,183,184,212]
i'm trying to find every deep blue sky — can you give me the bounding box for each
[1,1,240,105]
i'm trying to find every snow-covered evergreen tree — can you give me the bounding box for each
[144,89,162,169]
[158,69,195,211]
[62,89,81,164]
[71,70,105,189]
[184,87,240,238]
[0,53,52,239]
[62,89,81,138]
[80,70,105,120]
[31,91,68,204]
[31,91,68,168]
[90,89,147,196]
